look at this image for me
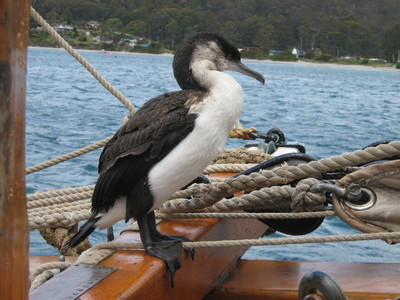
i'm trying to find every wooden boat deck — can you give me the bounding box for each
[205,259,400,299]
[30,217,267,299]
[31,256,400,299]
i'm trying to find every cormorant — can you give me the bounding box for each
[67,32,265,286]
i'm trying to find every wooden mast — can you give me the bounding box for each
[0,0,30,298]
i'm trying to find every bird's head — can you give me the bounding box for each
[173,32,265,90]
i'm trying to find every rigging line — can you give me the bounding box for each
[182,231,400,249]
[30,7,136,115]
[156,211,335,219]
[90,231,400,250]
[25,136,112,175]
[25,134,260,175]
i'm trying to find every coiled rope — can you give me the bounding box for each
[26,141,400,231]
[160,141,400,213]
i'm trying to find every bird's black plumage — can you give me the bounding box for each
[67,90,203,250]
[93,90,203,218]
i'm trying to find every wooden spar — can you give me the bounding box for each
[0,0,30,298]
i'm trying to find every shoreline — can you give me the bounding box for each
[250,58,398,72]
[29,46,398,72]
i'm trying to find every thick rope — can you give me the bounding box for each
[27,185,94,201]
[27,185,94,208]
[203,163,257,174]
[160,141,400,213]
[29,200,91,217]
[212,148,270,165]
[228,127,258,139]
[202,178,325,212]
[27,186,93,230]
[30,7,136,115]
[29,208,91,231]
[26,142,400,230]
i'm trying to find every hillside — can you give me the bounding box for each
[31,0,400,61]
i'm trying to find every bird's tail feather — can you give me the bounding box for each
[66,215,100,248]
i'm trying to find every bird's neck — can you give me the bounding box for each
[190,60,234,91]
[190,60,244,131]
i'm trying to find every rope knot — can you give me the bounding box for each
[291,178,325,212]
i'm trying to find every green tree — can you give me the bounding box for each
[101,17,123,44]
[255,24,278,50]
[382,24,400,62]
[324,31,345,57]
[125,20,147,37]
[31,0,400,58]
[165,19,179,47]
[342,15,362,55]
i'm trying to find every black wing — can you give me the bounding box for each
[91,90,204,215]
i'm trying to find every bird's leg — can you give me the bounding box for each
[147,211,195,259]
[136,213,182,288]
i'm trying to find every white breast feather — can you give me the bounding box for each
[148,71,243,210]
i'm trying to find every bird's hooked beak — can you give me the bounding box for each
[227,61,265,84]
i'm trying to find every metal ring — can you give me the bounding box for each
[343,187,376,211]
[298,271,347,300]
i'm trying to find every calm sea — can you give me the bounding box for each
[27,47,400,262]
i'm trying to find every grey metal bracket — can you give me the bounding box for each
[30,264,117,300]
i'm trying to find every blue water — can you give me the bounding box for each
[27,47,400,262]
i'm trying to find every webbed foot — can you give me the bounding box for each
[146,240,183,287]
[148,211,195,259]
[153,233,195,260]
[137,211,195,287]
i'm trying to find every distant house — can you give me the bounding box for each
[86,21,100,31]
[369,58,387,63]
[54,24,74,35]
[339,56,357,60]
[120,39,138,47]
[242,46,263,52]
[292,47,306,58]
[269,50,284,55]
[94,35,113,44]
